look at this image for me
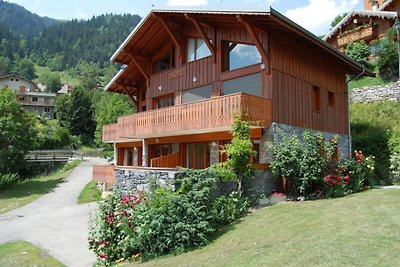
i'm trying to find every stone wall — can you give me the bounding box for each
[115,168,176,195]
[351,81,400,103]
[114,167,275,197]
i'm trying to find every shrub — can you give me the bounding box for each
[345,41,370,68]
[88,192,145,265]
[210,191,250,226]
[271,130,333,197]
[0,173,20,189]
[376,29,398,81]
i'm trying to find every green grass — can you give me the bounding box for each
[0,241,64,267]
[0,160,81,214]
[124,189,400,267]
[348,75,390,90]
[78,180,102,204]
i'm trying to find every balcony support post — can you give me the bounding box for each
[142,139,148,167]
[113,144,117,166]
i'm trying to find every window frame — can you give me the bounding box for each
[221,40,262,72]
[186,37,212,63]
[152,93,175,109]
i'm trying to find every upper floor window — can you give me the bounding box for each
[44,107,51,113]
[187,38,211,62]
[32,97,38,102]
[223,41,261,71]
[328,91,335,107]
[44,98,50,104]
[313,86,321,112]
[155,47,175,73]
[153,94,174,109]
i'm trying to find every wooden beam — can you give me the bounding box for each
[153,14,181,51]
[184,14,216,60]
[236,15,269,69]
[115,81,138,89]
[124,50,149,85]
[121,87,138,108]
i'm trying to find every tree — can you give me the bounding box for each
[68,86,95,143]
[220,117,255,197]
[55,93,71,129]
[0,88,37,174]
[330,13,348,30]
[39,71,61,92]
[376,29,398,81]
[345,41,370,68]
[94,92,134,147]
[14,58,37,80]
[76,61,100,90]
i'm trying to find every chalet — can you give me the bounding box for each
[93,8,373,193]
[324,0,400,51]
[0,74,56,118]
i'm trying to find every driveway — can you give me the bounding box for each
[0,157,109,267]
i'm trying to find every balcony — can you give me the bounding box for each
[102,92,272,142]
[337,25,376,47]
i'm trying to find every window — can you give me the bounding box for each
[182,85,212,104]
[313,86,321,112]
[222,73,262,96]
[153,94,174,109]
[32,97,38,102]
[223,41,261,71]
[187,38,211,62]
[44,98,50,104]
[328,91,335,107]
[252,140,261,164]
[155,48,175,73]
[44,107,50,113]
[19,96,25,101]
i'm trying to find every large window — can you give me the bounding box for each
[182,85,212,104]
[223,41,261,71]
[153,94,174,109]
[187,38,211,62]
[222,73,262,97]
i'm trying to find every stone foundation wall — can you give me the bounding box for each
[114,168,275,197]
[115,169,176,195]
[351,81,400,103]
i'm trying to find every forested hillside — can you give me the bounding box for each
[0,0,58,38]
[30,14,141,69]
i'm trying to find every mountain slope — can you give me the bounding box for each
[0,0,59,37]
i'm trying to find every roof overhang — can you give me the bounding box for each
[106,8,374,94]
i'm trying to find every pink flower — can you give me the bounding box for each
[99,254,108,260]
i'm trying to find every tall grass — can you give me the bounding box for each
[0,173,20,189]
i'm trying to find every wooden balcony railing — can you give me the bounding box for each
[102,123,120,142]
[103,93,272,141]
[150,152,180,168]
[337,25,375,47]
[92,165,115,184]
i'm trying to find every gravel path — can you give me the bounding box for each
[0,157,108,267]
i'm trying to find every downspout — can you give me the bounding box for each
[346,68,366,157]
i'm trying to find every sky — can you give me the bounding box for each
[6,0,364,36]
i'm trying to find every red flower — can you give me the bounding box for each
[345,181,349,185]
[333,168,339,173]
[99,254,108,260]
[344,175,349,180]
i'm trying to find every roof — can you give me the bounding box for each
[379,0,396,11]
[323,10,398,41]
[106,8,374,93]
[0,74,39,90]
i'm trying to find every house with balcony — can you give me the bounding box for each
[93,8,373,193]
[324,0,399,51]
[0,74,56,118]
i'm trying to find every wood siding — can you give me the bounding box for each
[92,165,115,185]
[270,32,348,134]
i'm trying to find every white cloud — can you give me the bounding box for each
[285,0,358,35]
[167,0,208,6]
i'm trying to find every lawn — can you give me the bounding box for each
[0,241,64,267]
[125,189,400,267]
[0,160,81,214]
[78,180,102,204]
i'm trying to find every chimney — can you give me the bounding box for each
[371,0,379,10]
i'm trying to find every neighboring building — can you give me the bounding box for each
[93,9,373,193]
[324,0,399,51]
[58,84,74,95]
[0,74,56,118]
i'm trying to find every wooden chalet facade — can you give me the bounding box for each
[93,9,373,190]
[324,0,400,51]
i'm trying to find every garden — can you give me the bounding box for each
[88,119,376,266]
